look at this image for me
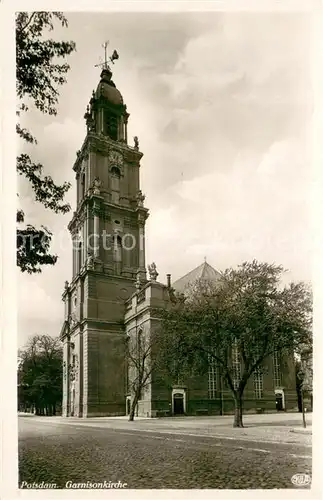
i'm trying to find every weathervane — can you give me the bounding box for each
[95,41,119,70]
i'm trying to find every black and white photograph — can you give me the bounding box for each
[1,1,321,497]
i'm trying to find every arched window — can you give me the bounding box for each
[137,330,143,359]
[111,167,120,204]
[137,329,143,400]
[208,355,217,400]
[113,235,122,274]
[113,235,122,263]
[77,241,82,273]
[106,114,118,141]
[81,172,85,199]
[273,351,282,388]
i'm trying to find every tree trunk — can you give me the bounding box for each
[129,393,139,421]
[233,393,244,428]
[129,399,137,421]
[301,390,306,428]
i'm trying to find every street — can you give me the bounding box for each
[18,414,312,489]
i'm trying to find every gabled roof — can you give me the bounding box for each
[172,261,222,294]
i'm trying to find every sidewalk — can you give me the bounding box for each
[19,412,312,446]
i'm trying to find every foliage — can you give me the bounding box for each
[18,335,63,415]
[296,345,313,395]
[16,12,76,273]
[159,260,312,427]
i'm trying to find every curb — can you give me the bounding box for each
[290,428,312,435]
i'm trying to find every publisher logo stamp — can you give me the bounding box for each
[291,473,311,487]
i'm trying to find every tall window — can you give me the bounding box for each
[77,242,82,273]
[137,330,143,400]
[273,351,282,387]
[208,356,217,399]
[81,172,85,199]
[106,114,118,140]
[113,235,122,261]
[254,366,263,399]
[232,340,241,390]
[111,167,120,204]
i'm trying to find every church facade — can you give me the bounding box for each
[60,61,298,418]
[124,263,298,418]
[60,62,148,417]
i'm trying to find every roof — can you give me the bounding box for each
[172,261,222,294]
[96,68,123,105]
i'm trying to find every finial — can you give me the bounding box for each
[95,41,119,71]
[148,262,158,282]
[136,190,145,207]
[135,274,141,290]
[204,256,207,263]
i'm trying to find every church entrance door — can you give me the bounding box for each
[173,393,184,415]
[275,393,283,411]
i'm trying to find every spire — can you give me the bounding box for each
[95,41,119,78]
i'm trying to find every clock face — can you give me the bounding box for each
[109,150,123,165]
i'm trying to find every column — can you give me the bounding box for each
[88,151,95,187]
[124,114,129,144]
[93,204,100,259]
[72,236,76,277]
[119,115,124,141]
[84,216,88,262]
[139,223,145,269]
[81,223,85,268]
[76,173,80,206]
[100,108,105,134]
[62,338,71,417]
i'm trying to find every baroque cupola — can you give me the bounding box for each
[83,52,129,142]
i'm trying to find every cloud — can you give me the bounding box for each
[18,12,313,346]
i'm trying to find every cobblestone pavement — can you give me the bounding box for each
[19,417,312,489]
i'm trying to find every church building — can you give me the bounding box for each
[60,56,298,418]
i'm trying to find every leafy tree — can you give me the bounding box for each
[18,335,63,415]
[160,260,312,427]
[16,12,76,273]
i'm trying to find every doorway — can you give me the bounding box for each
[173,393,184,415]
[275,393,283,411]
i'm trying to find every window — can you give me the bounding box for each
[113,236,122,262]
[232,340,241,390]
[137,330,143,400]
[254,366,263,399]
[81,172,85,199]
[111,167,120,204]
[137,330,143,359]
[208,356,217,399]
[77,242,82,273]
[106,114,118,141]
[273,351,282,387]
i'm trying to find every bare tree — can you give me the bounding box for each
[125,326,163,421]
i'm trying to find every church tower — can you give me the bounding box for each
[60,52,149,417]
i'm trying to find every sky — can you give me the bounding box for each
[17,11,314,347]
